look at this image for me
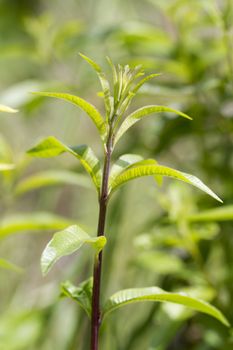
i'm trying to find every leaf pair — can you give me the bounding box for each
[62,280,229,327]
[28,136,222,203]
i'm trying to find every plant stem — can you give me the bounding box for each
[90,134,112,350]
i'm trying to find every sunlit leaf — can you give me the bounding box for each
[114,105,192,145]
[80,53,113,120]
[0,258,23,273]
[0,212,74,239]
[188,205,233,222]
[27,136,102,192]
[41,225,106,275]
[61,278,93,317]
[110,163,222,202]
[32,92,107,139]
[109,154,143,184]
[102,287,229,326]
[15,170,91,195]
[132,73,161,94]
[110,156,162,187]
[0,104,18,113]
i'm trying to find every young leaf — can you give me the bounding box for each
[79,53,113,120]
[15,170,91,195]
[109,163,222,203]
[187,205,233,222]
[0,104,18,113]
[0,212,74,239]
[61,278,93,317]
[132,73,162,94]
[31,92,107,139]
[41,225,106,276]
[102,287,229,326]
[27,136,102,192]
[114,105,192,145]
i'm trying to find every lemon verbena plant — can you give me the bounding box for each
[27,54,229,350]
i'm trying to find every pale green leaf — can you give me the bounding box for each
[109,154,143,184]
[132,73,161,94]
[102,287,229,326]
[15,170,91,195]
[61,278,93,317]
[110,163,222,202]
[0,163,15,171]
[41,225,106,275]
[27,136,102,192]
[80,53,113,119]
[114,105,192,145]
[0,104,18,113]
[32,91,107,139]
[0,212,74,239]
[109,156,162,187]
[188,205,233,222]
[0,258,23,273]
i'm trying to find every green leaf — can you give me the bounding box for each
[0,163,15,171]
[109,154,143,184]
[132,73,161,94]
[109,163,222,203]
[114,105,192,145]
[0,104,18,113]
[41,225,106,275]
[15,170,91,195]
[80,53,113,120]
[32,92,107,139]
[0,212,74,239]
[109,156,162,187]
[102,287,229,326]
[0,258,23,273]
[27,136,102,192]
[61,278,93,317]
[187,205,233,222]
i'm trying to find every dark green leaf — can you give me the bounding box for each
[61,278,93,317]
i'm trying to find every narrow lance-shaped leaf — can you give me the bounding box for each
[32,92,107,140]
[80,53,113,120]
[132,73,162,94]
[109,163,222,203]
[110,156,162,187]
[41,225,106,276]
[61,278,93,317]
[114,105,192,145]
[102,287,229,327]
[15,170,91,195]
[109,154,143,184]
[0,104,18,113]
[27,136,102,193]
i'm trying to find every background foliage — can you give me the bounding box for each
[0,0,232,349]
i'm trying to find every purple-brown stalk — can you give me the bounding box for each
[90,133,113,350]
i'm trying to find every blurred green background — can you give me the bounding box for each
[0,0,233,349]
